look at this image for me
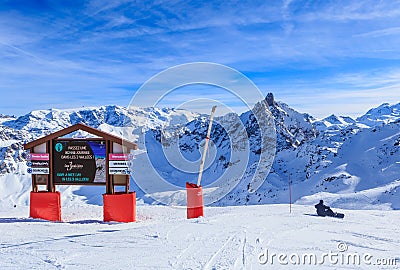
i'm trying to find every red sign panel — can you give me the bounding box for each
[109,153,133,161]
[27,153,49,161]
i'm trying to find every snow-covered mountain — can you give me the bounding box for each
[357,102,400,126]
[0,94,399,210]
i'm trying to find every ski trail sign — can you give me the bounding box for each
[108,154,132,175]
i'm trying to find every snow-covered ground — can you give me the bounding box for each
[0,204,398,269]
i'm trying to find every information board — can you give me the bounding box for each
[53,140,106,184]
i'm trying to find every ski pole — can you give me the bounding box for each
[197,106,217,186]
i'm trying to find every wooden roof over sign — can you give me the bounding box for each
[24,123,137,150]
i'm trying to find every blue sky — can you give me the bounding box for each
[1,0,400,118]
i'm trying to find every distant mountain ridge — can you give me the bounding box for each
[0,95,399,210]
[356,102,400,126]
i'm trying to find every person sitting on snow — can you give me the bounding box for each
[315,200,335,217]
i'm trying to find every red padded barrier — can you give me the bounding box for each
[30,191,61,222]
[103,192,136,222]
[186,182,204,219]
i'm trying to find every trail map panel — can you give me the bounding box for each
[53,140,106,184]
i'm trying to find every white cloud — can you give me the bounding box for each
[354,27,400,38]
[332,70,400,88]
[269,70,400,118]
[298,1,400,22]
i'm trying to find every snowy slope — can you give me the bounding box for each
[0,204,398,269]
[0,96,400,210]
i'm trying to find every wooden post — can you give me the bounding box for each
[125,175,129,193]
[48,140,54,192]
[30,148,37,192]
[32,176,38,192]
[110,141,114,194]
[106,140,110,194]
[197,106,217,186]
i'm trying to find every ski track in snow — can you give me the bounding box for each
[0,204,399,269]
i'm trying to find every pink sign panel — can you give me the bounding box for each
[27,153,49,161]
[109,153,133,161]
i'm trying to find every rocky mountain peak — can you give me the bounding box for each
[265,92,275,106]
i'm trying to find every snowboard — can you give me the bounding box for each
[304,213,345,219]
[333,213,344,219]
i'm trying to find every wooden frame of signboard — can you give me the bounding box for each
[23,123,137,194]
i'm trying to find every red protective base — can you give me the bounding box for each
[103,192,136,222]
[186,182,204,219]
[30,191,61,222]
